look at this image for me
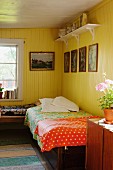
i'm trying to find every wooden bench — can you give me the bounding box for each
[0,104,35,123]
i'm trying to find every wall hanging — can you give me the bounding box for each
[29,52,55,71]
[79,46,86,72]
[88,43,98,72]
[64,52,70,73]
[71,50,77,72]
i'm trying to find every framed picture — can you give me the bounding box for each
[64,52,70,72]
[88,43,98,72]
[71,50,77,72]
[29,52,55,71]
[79,46,86,72]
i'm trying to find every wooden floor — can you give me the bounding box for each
[0,122,86,170]
[0,122,51,170]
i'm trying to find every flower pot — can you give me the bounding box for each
[104,109,113,124]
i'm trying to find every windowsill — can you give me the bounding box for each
[0,99,23,102]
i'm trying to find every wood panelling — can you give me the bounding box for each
[87,120,113,170]
[62,0,113,117]
[86,120,103,170]
[103,129,113,170]
[0,28,62,105]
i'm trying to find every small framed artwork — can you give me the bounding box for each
[88,43,98,72]
[64,52,70,72]
[79,46,86,72]
[71,50,77,72]
[29,52,55,71]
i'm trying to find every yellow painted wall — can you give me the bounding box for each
[0,28,63,106]
[1,0,113,117]
[62,0,113,117]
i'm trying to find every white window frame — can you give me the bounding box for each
[0,38,24,101]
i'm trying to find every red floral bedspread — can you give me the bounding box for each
[34,117,94,152]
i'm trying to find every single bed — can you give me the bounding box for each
[24,103,98,170]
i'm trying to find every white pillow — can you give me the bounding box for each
[39,98,53,105]
[41,103,69,112]
[52,96,79,112]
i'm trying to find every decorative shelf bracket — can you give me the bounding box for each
[71,33,80,44]
[86,27,95,41]
[62,37,68,46]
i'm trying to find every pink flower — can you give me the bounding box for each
[96,75,113,109]
[105,79,113,85]
[96,82,108,92]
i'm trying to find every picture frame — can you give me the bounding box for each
[79,46,86,72]
[64,52,70,72]
[88,43,98,72]
[29,52,55,71]
[71,50,77,72]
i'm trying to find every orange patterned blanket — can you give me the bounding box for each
[35,117,94,151]
[25,106,99,152]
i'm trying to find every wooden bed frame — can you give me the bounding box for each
[31,129,86,170]
[41,145,86,170]
[25,106,87,170]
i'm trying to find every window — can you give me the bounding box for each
[0,39,24,100]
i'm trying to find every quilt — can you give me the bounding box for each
[24,105,99,152]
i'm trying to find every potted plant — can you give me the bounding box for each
[96,73,113,123]
[0,83,4,99]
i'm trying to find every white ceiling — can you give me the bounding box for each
[0,0,102,28]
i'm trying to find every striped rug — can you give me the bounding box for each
[0,144,46,170]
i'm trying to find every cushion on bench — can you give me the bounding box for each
[0,103,36,116]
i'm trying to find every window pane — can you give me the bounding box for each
[0,46,16,63]
[0,80,16,89]
[0,38,24,100]
[0,64,16,80]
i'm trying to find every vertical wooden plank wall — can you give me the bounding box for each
[0,28,63,105]
[62,0,113,117]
